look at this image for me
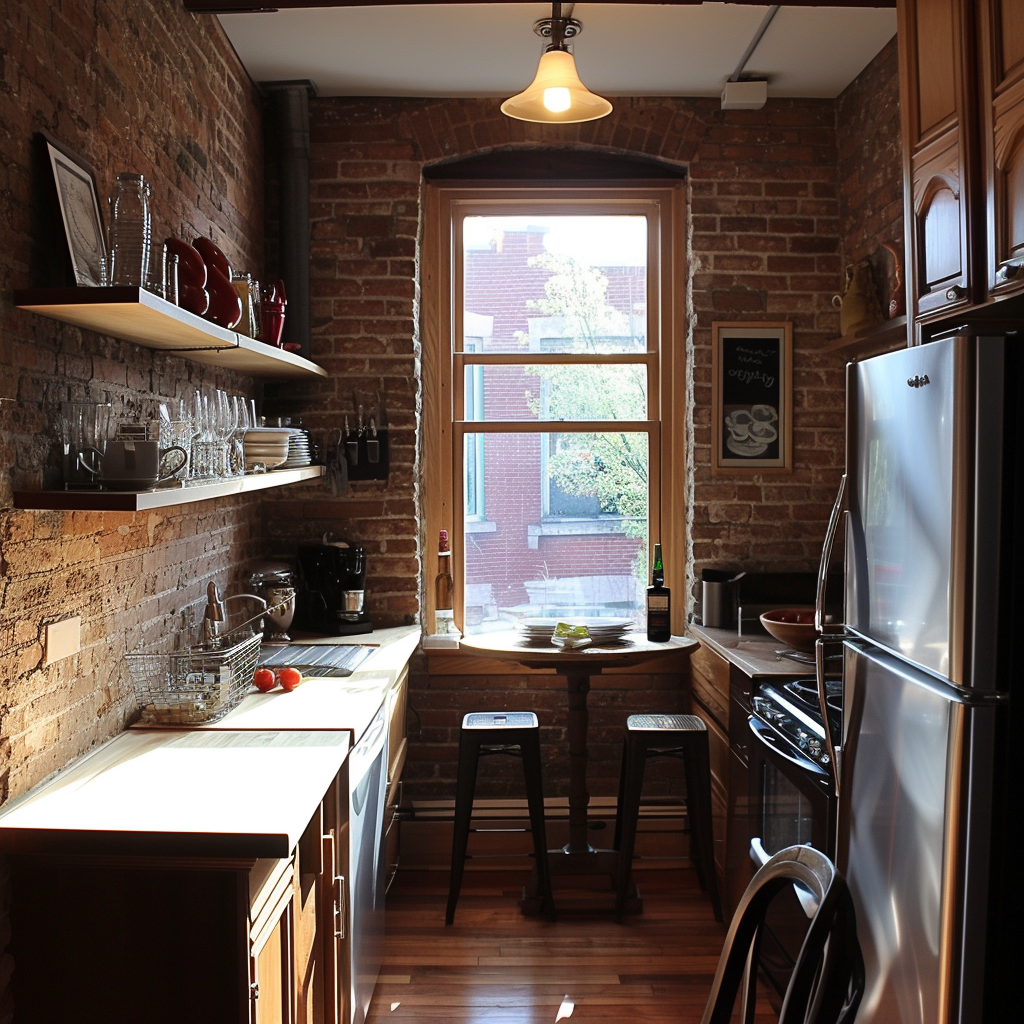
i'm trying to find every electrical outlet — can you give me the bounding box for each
[44,617,81,665]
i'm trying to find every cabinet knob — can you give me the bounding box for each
[250,982,260,1001]
[945,285,967,301]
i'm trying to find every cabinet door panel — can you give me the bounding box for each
[998,0,1024,74]
[693,698,729,890]
[984,0,1024,296]
[921,181,964,286]
[912,130,971,313]
[915,0,959,136]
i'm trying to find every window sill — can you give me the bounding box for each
[527,517,633,549]
[465,519,497,535]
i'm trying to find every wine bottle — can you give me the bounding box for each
[434,529,456,635]
[646,542,671,642]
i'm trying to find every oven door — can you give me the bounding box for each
[747,717,838,1001]
[748,718,835,864]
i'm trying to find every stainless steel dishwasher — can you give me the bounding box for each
[345,700,388,1024]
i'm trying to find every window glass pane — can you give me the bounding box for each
[461,431,649,635]
[463,364,647,421]
[462,215,647,355]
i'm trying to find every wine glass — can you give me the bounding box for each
[213,390,236,478]
[232,394,251,476]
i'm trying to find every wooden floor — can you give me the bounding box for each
[367,866,779,1023]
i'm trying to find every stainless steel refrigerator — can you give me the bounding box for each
[816,334,1021,1024]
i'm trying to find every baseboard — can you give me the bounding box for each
[396,796,693,870]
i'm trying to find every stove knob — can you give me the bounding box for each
[808,738,822,757]
[797,730,809,749]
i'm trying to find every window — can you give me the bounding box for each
[423,185,685,635]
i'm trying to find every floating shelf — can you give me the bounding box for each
[823,315,909,359]
[14,287,328,379]
[14,466,325,512]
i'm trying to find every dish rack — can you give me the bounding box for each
[127,600,265,726]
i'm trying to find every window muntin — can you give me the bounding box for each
[463,363,647,422]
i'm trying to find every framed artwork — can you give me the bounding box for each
[43,132,107,287]
[711,321,793,474]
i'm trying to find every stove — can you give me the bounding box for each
[750,676,841,772]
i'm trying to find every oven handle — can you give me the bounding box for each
[748,716,830,779]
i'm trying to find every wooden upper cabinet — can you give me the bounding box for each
[899,0,980,322]
[980,0,1024,297]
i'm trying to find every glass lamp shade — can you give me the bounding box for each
[501,49,613,124]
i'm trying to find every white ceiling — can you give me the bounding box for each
[219,3,897,101]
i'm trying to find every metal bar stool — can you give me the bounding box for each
[613,713,723,923]
[445,711,555,924]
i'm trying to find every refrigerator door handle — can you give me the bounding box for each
[815,474,847,797]
[815,473,846,635]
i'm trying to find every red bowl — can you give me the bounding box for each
[760,607,819,651]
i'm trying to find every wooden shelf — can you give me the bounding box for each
[14,287,328,379]
[14,465,325,512]
[823,315,909,359]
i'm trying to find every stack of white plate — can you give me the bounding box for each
[515,617,635,645]
[281,429,312,468]
[243,427,291,470]
[580,618,635,643]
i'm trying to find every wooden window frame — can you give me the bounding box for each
[421,181,688,635]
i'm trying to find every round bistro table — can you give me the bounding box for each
[457,630,697,914]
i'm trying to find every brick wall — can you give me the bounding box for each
[0,1,271,1017]
[256,52,901,805]
[837,37,904,296]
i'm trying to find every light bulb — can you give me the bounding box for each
[543,87,572,113]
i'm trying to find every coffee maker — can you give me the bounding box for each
[295,537,372,635]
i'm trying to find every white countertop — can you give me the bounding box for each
[0,626,421,859]
[0,729,351,858]
[687,623,816,677]
[186,625,419,739]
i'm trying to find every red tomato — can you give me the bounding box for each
[253,667,277,692]
[279,667,303,692]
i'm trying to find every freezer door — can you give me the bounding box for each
[846,337,970,683]
[838,641,994,1024]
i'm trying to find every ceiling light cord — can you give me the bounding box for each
[729,4,780,82]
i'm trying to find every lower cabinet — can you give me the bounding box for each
[689,643,732,904]
[688,642,757,918]
[10,784,346,1024]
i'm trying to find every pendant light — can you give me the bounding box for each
[501,2,612,124]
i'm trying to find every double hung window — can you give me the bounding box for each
[423,185,685,635]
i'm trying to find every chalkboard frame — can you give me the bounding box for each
[711,321,793,474]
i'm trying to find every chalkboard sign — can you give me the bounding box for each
[712,322,792,473]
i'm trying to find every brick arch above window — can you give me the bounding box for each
[423,146,687,181]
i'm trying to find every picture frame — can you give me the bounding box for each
[43,132,107,287]
[711,321,793,474]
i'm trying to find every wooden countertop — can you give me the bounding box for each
[0,626,421,859]
[687,623,815,677]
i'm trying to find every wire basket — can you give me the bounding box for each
[127,609,264,726]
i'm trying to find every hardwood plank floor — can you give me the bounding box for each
[368,866,779,1023]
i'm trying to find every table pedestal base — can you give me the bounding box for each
[520,848,643,916]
